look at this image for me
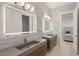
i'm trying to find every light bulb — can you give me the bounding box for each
[24,4,31,10]
[16,2,25,7]
[30,6,35,12]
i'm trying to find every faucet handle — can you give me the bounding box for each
[24,38,27,44]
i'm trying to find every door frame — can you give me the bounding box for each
[60,11,73,46]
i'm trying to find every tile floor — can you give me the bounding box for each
[46,41,76,56]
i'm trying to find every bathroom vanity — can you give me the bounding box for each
[19,39,47,56]
[0,39,47,56]
[42,35,57,50]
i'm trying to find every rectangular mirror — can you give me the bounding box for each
[42,17,53,33]
[3,4,37,35]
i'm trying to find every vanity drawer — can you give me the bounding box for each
[29,43,47,56]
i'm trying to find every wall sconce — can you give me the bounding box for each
[44,14,51,19]
[24,4,35,12]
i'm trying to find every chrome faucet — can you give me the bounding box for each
[24,38,27,44]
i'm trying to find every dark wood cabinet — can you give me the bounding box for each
[19,40,47,56]
[42,35,57,50]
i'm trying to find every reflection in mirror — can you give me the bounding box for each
[3,5,37,35]
[22,15,29,32]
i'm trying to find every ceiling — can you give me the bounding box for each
[45,2,73,9]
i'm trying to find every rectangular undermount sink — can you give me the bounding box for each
[15,41,40,50]
[48,34,53,36]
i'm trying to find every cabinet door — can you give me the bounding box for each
[30,43,47,56]
[19,41,47,56]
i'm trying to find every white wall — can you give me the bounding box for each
[62,13,73,27]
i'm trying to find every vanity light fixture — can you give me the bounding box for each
[11,2,35,12]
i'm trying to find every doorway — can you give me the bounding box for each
[60,11,74,54]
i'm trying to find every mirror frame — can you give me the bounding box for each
[42,17,53,33]
[2,4,36,35]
